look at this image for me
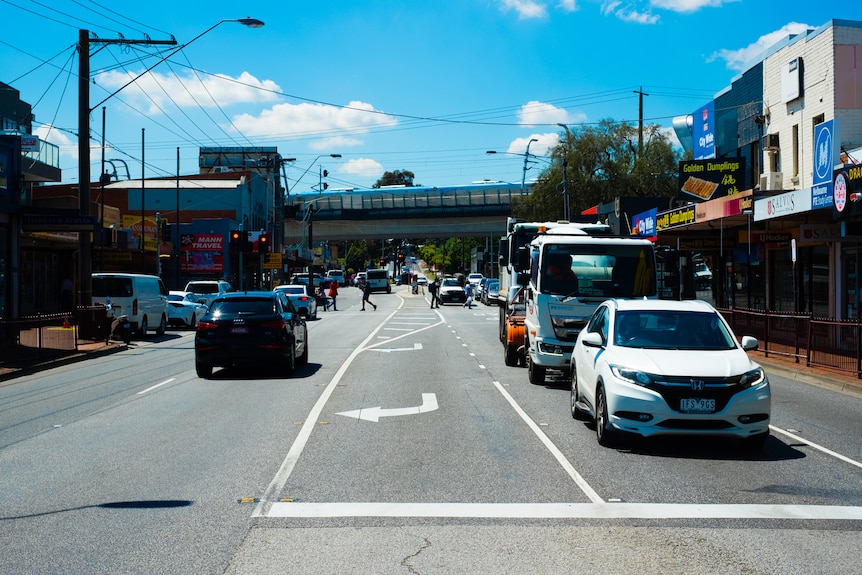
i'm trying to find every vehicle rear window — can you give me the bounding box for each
[209,298,275,315]
[92,277,132,297]
[279,287,304,295]
[187,283,219,294]
[367,271,387,279]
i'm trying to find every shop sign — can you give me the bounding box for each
[692,101,715,160]
[631,208,657,237]
[754,189,812,221]
[677,158,745,203]
[799,223,842,243]
[750,231,792,248]
[815,119,838,209]
[656,204,696,231]
[180,233,223,252]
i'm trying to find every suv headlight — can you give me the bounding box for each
[609,364,653,386]
[738,367,766,388]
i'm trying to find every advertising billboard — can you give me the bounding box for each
[678,158,745,203]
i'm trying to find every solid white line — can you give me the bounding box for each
[136,378,175,395]
[492,381,604,504]
[770,425,862,470]
[266,501,862,520]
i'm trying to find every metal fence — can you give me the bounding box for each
[0,307,110,367]
[717,307,862,378]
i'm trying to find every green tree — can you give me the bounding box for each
[373,170,417,188]
[512,119,681,221]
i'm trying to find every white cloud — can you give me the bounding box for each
[35,123,79,162]
[340,158,384,180]
[232,100,397,146]
[651,0,728,13]
[500,0,548,19]
[709,22,812,71]
[557,0,579,11]
[95,69,280,114]
[517,101,570,126]
[508,133,560,156]
[601,1,659,24]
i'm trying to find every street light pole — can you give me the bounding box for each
[557,124,571,221]
[522,138,538,192]
[76,19,263,305]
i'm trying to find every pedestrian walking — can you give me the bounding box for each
[463,280,474,309]
[328,280,339,311]
[428,278,439,308]
[361,280,377,311]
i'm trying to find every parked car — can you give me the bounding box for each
[290,273,325,288]
[438,277,467,305]
[92,273,169,337]
[274,284,318,320]
[482,279,500,305]
[184,279,232,307]
[694,262,713,289]
[167,290,209,328]
[570,298,770,449]
[352,272,367,287]
[194,291,308,379]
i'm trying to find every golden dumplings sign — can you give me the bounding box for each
[678,159,746,203]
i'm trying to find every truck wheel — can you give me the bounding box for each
[504,344,519,366]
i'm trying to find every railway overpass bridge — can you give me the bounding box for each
[283,182,528,246]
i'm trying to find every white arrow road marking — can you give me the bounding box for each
[368,343,423,353]
[337,393,438,422]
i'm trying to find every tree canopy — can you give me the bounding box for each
[373,170,417,188]
[512,120,681,221]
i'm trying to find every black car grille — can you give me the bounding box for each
[645,376,746,412]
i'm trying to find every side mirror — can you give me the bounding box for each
[516,271,530,286]
[581,331,604,348]
[740,335,758,351]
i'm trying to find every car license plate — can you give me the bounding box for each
[680,398,715,413]
[230,327,249,334]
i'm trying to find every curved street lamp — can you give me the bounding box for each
[77,18,264,304]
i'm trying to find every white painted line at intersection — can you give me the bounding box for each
[266,501,862,520]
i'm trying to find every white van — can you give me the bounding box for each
[365,269,391,293]
[92,273,169,336]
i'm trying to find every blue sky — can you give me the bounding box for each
[0,0,845,191]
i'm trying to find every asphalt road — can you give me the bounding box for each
[1,284,860,574]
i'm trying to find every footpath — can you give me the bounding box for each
[0,339,126,382]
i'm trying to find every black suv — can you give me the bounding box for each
[194,291,308,378]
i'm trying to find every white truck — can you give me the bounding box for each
[521,225,657,385]
[496,218,610,346]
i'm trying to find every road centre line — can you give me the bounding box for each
[770,425,862,470]
[492,380,604,503]
[136,378,175,395]
[266,501,862,520]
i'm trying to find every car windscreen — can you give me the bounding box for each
[209,298,276,316]
[614,310,736,350]
[92,277,132,298]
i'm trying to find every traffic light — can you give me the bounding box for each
[379,258,386,266]
[229,230,242,252]
[258,232,270,253]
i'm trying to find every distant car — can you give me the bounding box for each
[570,298,771,450]
[184,280,232,307]
[167,290,209,328]
[468,273,484,288]
[417,276,428,286]
[365,269,391,293]
[194,291,308,379]
[290,273,325,288]
[274,284,318,320]
[438,278,467,305]
[352,272,367,287]
[482,279,500,305]
[325,269,348,286]
[694,262,713,289]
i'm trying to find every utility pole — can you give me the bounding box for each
[633,86,649,158]
[78,30,176,306]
